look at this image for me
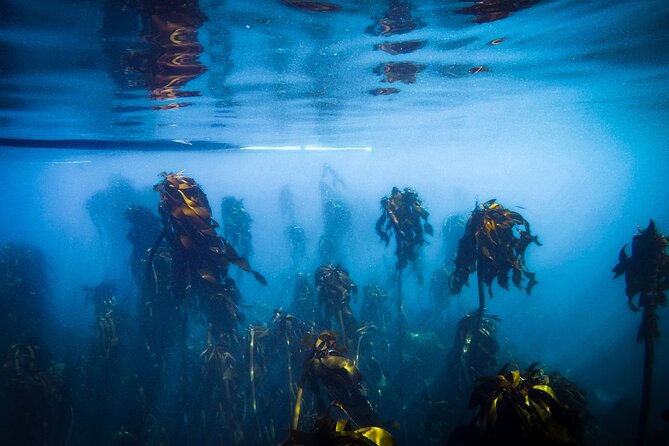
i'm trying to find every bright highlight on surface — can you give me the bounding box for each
[241,145,372,152]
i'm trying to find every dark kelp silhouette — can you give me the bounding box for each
[83,277,120,360]
[2,344,71,446]
[376,186,432,398]
[451,363,582,446]
[361,282,392,335]
[431,215,466,314]
[613,220,669,446]
[220,196,254,261]
[280,186,309,271]
[0,244,48,347]
[290,272,318,327]
[446,310,500,393]
[125,205,161,286]
[315,264,358,348]
[319,166,351,265]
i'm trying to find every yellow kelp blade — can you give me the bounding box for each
[532,384,557,400]
[334,424,396,446]
[292,385,304,430]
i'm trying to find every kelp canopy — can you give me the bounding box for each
[449,199,540,298]
[376,187,433,278]
[153,171,266,287]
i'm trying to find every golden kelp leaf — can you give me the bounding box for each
[320,356,362,383]
[335,418,351,432]
[334,425,396,446]
[532,384,557,400]
[357,427,396,446]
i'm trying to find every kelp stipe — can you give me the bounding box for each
[613,219,669,446]
[376,186,432,401]
[448,199,540,383]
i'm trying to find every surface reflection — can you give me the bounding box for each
[366,1,425,36]
[374,39,427,55]
[374,62,425,84]
[281,0,342,12]
[124,0,208,102]
[368,1,426,95]
[456,0,540,24]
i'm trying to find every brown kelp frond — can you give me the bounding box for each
[449,199,540,297]
[376,187,432,276]
[612,219,669,321]
[466,363,582,445]
[154,171,266,286]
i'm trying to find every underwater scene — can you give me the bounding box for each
[1,0,669,445]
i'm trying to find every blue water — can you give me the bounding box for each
[1,0,669,445]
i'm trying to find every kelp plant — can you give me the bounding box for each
[315,264,359,348]
[0,244,49,348]
[613,220,669,446]
[450,363,582,446]
[431,215,466,312]
[151,171,266,337]
[2,343,71,446]
[291,331,379,435]
[319,165,352,265]
[220,196,253,261]
[375,186,432,398]
[150,171,267,442]
[283,407,395,446]
[449,198,540,310]
[83,277,119,360]
[376,186,433,283]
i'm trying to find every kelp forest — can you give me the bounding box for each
[1,165,668,446]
